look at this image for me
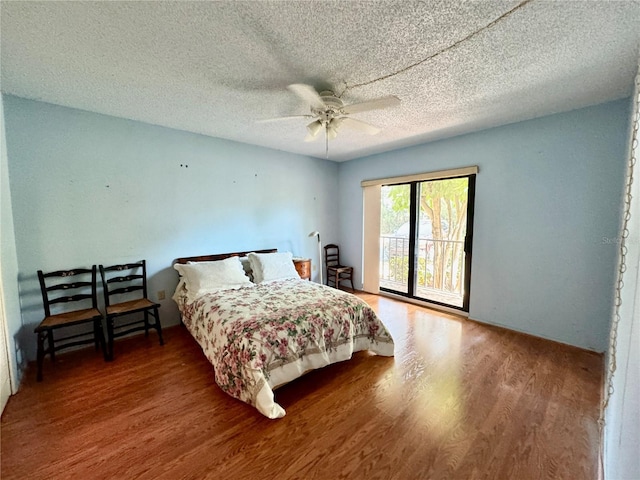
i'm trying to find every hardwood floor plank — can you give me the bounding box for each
[1,293,603,479]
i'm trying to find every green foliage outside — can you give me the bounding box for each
[380,184,410,235]
[388,256,431,286]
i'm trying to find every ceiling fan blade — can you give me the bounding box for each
[287,84,326,110]
[342,95,400,114]
[304,133,321,142]
[257,115,314,123]
[339,117,381,135]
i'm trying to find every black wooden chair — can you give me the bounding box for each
[35,266,107,381]
[324,244,355,292]
[99,260,163,361]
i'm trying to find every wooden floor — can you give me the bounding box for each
[1,293,603,480]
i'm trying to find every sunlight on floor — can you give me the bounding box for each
[371,295,465,438]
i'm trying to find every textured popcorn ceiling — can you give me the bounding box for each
[1,1,639,162]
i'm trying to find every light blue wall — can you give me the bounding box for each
[338,99,629,352]
[3,95,339,362]
[2,94,629,362]
[1,96,23,387]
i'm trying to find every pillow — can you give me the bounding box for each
[173,257,253,300]
[238,256,253,281]
[247,251,299,283]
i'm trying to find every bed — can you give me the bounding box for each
[172,249,394,419]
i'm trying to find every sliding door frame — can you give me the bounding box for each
[378,172,476,313]
[461,174,476,311]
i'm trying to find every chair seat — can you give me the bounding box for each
[35,307,102,332]
[106,298,158,316]
[328,265,353,273]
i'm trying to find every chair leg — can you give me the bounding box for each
[36,331,45,382]
[335,271,339,290]
[144,311,150,337]
[47,330,56,363]
[96,319,108,362]
[106,317,115,361]
[93,321,101,351]
[154,308,164,346]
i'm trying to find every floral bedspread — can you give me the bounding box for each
[174,279,394,418]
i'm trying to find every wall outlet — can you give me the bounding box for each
[157,290,166,301]
[313,265,317,271]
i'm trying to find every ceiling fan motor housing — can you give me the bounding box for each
[320,90,344,113]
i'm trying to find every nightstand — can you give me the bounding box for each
[292,258,311,280]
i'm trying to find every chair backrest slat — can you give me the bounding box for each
[107,274,143,284]
[38,266,98,318]
[99,261,149,307]
[42,268,93,279]
[324,244,341,267]
[103,262,143,272]
[47,281,92,292]
[48,293,94,305]
[109,285,143,296]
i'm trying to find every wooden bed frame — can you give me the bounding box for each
[173,248,277,265]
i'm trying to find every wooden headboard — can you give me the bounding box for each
[173,248,277,265]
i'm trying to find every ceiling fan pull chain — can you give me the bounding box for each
[325,126,329,159]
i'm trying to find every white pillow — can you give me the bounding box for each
[173,257,253,300]
[248,251,299,283]
[238,256,253,280]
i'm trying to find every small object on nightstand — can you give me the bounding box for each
[292,258,311,280]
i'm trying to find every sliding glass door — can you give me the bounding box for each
[379,175,475,311]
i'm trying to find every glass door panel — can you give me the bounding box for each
[379,184,411,294]
[415,178,469,308]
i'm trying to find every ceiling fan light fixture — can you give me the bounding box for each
[306,120,323,137]
[326,124,339,140]
[325,117,343,140]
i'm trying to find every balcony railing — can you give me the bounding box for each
[380,235,465,307]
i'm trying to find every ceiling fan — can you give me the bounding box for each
[259,84,400,152]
